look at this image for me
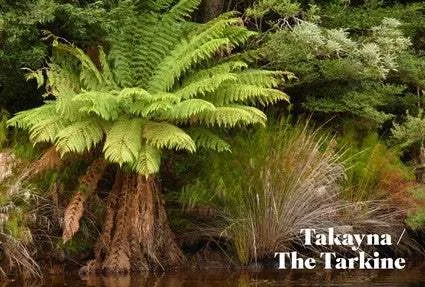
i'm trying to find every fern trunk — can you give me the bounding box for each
[81,171,184,274]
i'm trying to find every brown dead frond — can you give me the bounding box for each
[28,148,61,177]
[62,192,85,243]
[62,159,107,243]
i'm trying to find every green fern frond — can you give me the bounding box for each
[46,63,80,97]
[143,122,196,152]
[119,88,180,103]
[55,97,85,121]
[24,69,45,89]
[132,144,161,175]
[187,128,231,152]
[131,100,174,118]
[29,114,68,144]
[150,38,232,92]
[73,91,120,121]
[233,105,268,125]
[103,117,144,165]
[98,47,118,89]
[8,104,68,144]
[9,0,289,176]
[56,118,106,155]
[213,84,289,106]
[54,42,103,86]
[176,73,237,99]
[234,70,283,87]
[192,17,242,45]
[118,87,152,101]
[195,105,267,127]
[166,0,201,21]
[181,60,247,86]
[161,99,216,120]
[224,25,257,46]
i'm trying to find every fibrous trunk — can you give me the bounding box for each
[81,171,183,274]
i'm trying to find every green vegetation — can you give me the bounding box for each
[0,0,425,278]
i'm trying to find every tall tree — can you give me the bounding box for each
[8,0,288,274]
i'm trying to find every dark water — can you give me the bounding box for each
[6,265,425,287]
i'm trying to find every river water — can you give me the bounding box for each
[6,264,425,287]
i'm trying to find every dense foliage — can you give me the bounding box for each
[1,0,425,277]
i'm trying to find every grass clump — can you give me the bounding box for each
[180,119,348,264]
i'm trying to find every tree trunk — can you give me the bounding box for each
[81,171,184,274]
[198,0,225,22]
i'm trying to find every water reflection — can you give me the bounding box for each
[5,264,425,287]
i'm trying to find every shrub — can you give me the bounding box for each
[339,127,414,204]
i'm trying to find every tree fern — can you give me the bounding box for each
[9,0,289,175]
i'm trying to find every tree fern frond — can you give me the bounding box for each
[223,48,265,64]
[191,17,242,46]
[118,87,152,101]
[46,63,80,97]
[132,144,161,176]
[149,17,245,91]
[73,91,120,121]
[143,122,196,152]
[175,73,237,99]
[25,69,45,89]
[119,88,180,103]
[182,61,247,85]
[118,89,180,117]
[161,99,216,120]
[8,104,54,130]
[9,2,289,177]
[223,25,257,46]
[187,128,231,152]
[234,70,283,87]
[149,38,232,92]
[195,105,267,127]
[166,0,201,22]
[8,104,69,143]
[98,47,118,89]
[103,117,144,165]
[212,84,289,106]
[55,97,86,121]
[54,42,103,87]
[56,118,106,155]
[233,105,268,125]
[130,100,174,118]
